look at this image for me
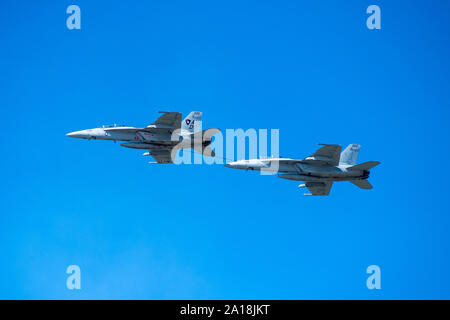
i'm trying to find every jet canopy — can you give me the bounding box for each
[100,124,127,128]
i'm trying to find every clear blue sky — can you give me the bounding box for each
[1,0,449,299]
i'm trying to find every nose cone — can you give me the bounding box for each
[66,130,88,139]
[224,161,235,168]
[225,161,245,169]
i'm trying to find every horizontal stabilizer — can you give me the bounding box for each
[350,179,373,189]
[191,128,221,140]
[193,144,216,157]
[348,161,380,171]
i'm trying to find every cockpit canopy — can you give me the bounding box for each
[100,124,127,128]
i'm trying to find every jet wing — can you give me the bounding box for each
[145,112,181,132]
[302,144,341,166]
[304,181,333,196]
[148,149,174,164]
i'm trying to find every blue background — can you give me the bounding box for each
[1,0,449,299]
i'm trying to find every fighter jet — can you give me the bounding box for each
[66,111,219,164]
[224,144,380,195]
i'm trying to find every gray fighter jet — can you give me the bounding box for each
[224,144,380,195]
[67,111,219,163]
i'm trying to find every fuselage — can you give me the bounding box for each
[224,158,370,182]
[66,125,201,149]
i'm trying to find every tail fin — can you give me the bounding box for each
[340,144,360,165]
[350,179,373,189]
[181,111,202,133]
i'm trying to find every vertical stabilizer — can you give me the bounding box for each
[181,111,202,133]
[340,144,360,165]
